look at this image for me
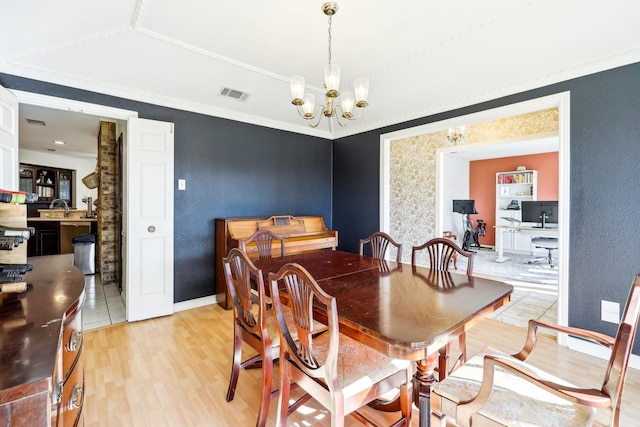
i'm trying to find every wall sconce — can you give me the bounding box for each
[447,126,465,145]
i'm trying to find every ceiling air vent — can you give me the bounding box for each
[25,118,46,126]
[219,87,250,102]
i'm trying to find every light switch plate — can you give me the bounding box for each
[601,300,620,324]
[178,179,186,190]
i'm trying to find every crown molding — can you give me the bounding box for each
[3,47,639,141]
[332,49,640,139]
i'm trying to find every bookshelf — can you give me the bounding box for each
[496,170,537,252]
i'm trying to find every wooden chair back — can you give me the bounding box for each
[241,229,285,259]
[222,248,275,427]
[269,263,338,378]
[223,248,267,334]
[412,237,474,276]
[359,231,402,263]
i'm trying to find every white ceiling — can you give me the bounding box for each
[5,0,640,155]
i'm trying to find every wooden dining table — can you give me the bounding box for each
[255,250,513,427]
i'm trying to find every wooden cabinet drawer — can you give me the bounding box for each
[62,310,83,379]
[60,355,84,427]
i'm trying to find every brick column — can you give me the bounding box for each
[97,121,120,287]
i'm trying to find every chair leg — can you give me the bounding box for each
[277,363,291,427]
[226,328,243,402]
[256,348,273,427]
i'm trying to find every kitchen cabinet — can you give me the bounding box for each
[19,163,74,205]
[28,221,60,257]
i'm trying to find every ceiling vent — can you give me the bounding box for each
[25,118,46,126]
[219,87,250,102]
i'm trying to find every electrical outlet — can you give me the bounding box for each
[601,300,620,324]
[178,179,186,190]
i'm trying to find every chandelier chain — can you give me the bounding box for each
[327,15,333,65]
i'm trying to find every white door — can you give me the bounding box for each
[0,84,19,190]
[125,117,174,322]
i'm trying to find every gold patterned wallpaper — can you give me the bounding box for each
[389,108,558,264]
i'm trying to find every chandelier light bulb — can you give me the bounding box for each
[290,75,306,105]
[354,78,369,107]
[324,64,341,96]
[340,92,355,118]
[302,93,316,117]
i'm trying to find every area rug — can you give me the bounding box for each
[455,247,558,289]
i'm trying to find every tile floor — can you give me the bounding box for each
[83,274,126,331]
[489,287,557,326]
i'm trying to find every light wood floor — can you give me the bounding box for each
[83,303,640,426]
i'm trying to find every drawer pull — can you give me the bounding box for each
[67,329,83,352]
[68,384,84,410]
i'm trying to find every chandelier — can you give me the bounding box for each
[447,126,465,145]
[289,2,369,128]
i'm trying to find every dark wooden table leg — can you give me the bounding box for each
[414,353,438,427]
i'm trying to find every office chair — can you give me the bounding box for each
[528,237,558,268]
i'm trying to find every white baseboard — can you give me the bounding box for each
[567,335,640,370]
[173,295,218,313]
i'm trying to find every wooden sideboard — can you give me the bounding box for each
[0,255,85,427]
[215,215,337,309]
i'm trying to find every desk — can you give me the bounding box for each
[494,225,559,263]
[259,250,513,427]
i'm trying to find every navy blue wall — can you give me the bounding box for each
[0,73,332,303]
[334,62,640,351]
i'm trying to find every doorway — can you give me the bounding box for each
[14,90,137,328]
[379,92,571,344]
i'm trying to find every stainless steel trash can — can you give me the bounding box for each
[72,234,95,275]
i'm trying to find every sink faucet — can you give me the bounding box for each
[49,199,70,217]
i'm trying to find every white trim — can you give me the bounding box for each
[11,90,138,120]
[380,92,571,346]
[174,295,218,313]
[567,335,640,371]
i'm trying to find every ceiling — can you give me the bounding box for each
[5,0,640,153]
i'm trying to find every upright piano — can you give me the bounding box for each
[215,215,338,309]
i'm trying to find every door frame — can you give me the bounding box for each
[12,89,138,302]
[379,92,571,346]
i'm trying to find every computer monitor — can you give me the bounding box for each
[521,200,558,228]
[452,199,477,215]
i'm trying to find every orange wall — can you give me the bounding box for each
[469,152,559,245]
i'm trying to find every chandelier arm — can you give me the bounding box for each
[333,110,349,127]
[303,105,325,128]
[347,106,365,120]
[306,113,324,128]
[334,104,363,122]
[295,106,311,120]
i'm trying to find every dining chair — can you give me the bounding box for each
[359,231,402,263]
[442,230,459,269]
[240,229,285,259]
[221,248,281,427]
[412,237,474,276]
[412,237,475,377]
[431,274,640,427]
[268,262,414,427]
